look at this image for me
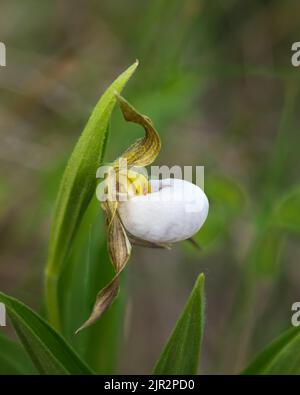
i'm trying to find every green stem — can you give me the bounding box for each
[45,269,62,332]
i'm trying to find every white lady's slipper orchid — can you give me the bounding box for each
[119,178,209,244]
[77,93,209,333]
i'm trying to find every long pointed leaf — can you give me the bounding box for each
[0,333,36,375]
[45,61,138,329]
[153,273,205,375]
[0,292,93,375]
[243,326,300,374]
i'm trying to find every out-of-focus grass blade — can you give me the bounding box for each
[153,274,205,375]
[248,186,300,277]
[243,326,300,374]
[194,175,245,249]
[0,333,36,374]
[45,61,138,330]
[273,187,300,233]
[0,292,93,375]
[249,227,283,276]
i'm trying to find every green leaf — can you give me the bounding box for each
[0,332,36,375]
[194,175,245,249]
[45,61,138,329]
[0,292,93,375]
[153,273,205,375]
[243,326,300,374]
[273,186,300,234]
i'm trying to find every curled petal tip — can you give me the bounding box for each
[74,326,83,335]
[113,94,161,166]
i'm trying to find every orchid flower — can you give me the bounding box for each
[76,93,209,333]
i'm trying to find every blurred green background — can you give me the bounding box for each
[0,0,300,374]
